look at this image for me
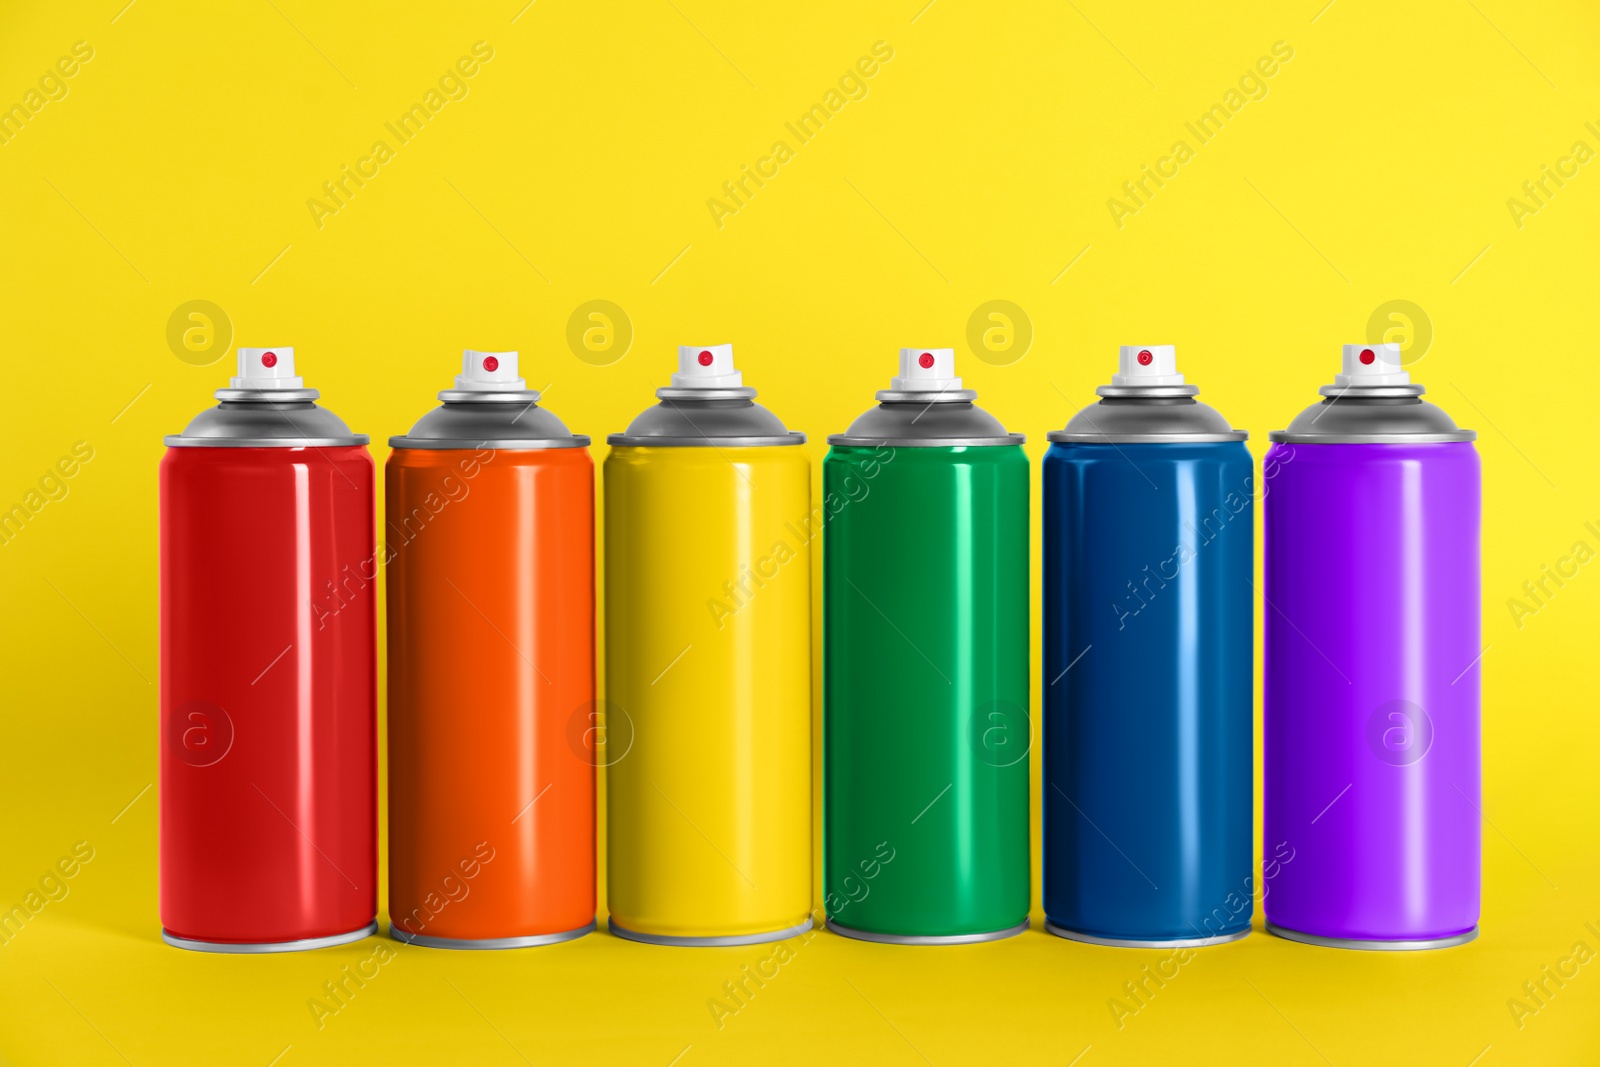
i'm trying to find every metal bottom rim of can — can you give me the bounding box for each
[1266,922,1479,951]
[389,919,596,950]
[1045,921,1249,949]
[606,916,813,947]
[826,919,1029,945]
[161,920,378,954]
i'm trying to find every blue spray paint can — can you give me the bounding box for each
[1043,345,1254,947]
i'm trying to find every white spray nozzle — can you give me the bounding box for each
[232,347,304,389]
[890,348,961,392]
[673,344,742,388]
[1334,343,1409,387]
[456,350,525,391]
[1111,345,1183,387]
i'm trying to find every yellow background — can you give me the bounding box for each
[2,0,1597,1063]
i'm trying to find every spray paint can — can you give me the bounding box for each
[1264,343,1480,950]
[386,351,595,948]
[160,348,376,951]
[1043,345,1253,947]
[604,345,812,946]
[823,348,1029,944]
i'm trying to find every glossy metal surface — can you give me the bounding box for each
[823,443,1030,939]
[164,389,367,448]
[607,388,803,448]
[162,921,378,954]
[827,393,1021,448]
[1263,441,1481,946]
[604,445,812,941]
[392,920,597,950]
[1266,922,1479,951]
[1044,922,1247,949]
[1048,388,1246,444]
[1043,441,1254,944]
[607,916,814,947]
[1271,384,1476,444]
[828,919,1029,945]
[386,446,596,944]
[159,445,377,945]
[389,389,590,450]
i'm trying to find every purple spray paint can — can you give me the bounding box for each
[1263,342,1480,950]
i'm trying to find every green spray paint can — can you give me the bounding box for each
[823,347,1030,944]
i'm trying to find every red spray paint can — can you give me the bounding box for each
[160,348,377,952]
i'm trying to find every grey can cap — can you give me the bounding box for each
[828,347,1023,447]
[392,350,588,449]
[1269,384,1476,443]
[165,348,368,448]
[829,393,1022,447]
[607,348,804,447]
[165,388,369,448]
[391,391,589,449]
[1047,347,1246,444]
[1269,345,1475,443]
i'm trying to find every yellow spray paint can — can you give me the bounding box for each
[604,344,813,946]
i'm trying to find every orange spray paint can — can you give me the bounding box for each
[386,350,596,948]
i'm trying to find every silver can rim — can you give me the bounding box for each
[1094,384,1200,398]
[164,435,371,448]
[606,916,813,947]
[1268,430,1478,443]
[654,386,758,401]
[161,920,378,953]
[1047,431,1248,444]
[213,387,321,402]
[1266,922,1479,951]
[606,432,807,448]
[389,436,591,450]
[872,388,980,403]
[1045,921,1248,948]
[827,433,1026,448]
[1318,383,1425,398]
[434,389,544,404]
[826,918,1029,945]
[389,919,595,950]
